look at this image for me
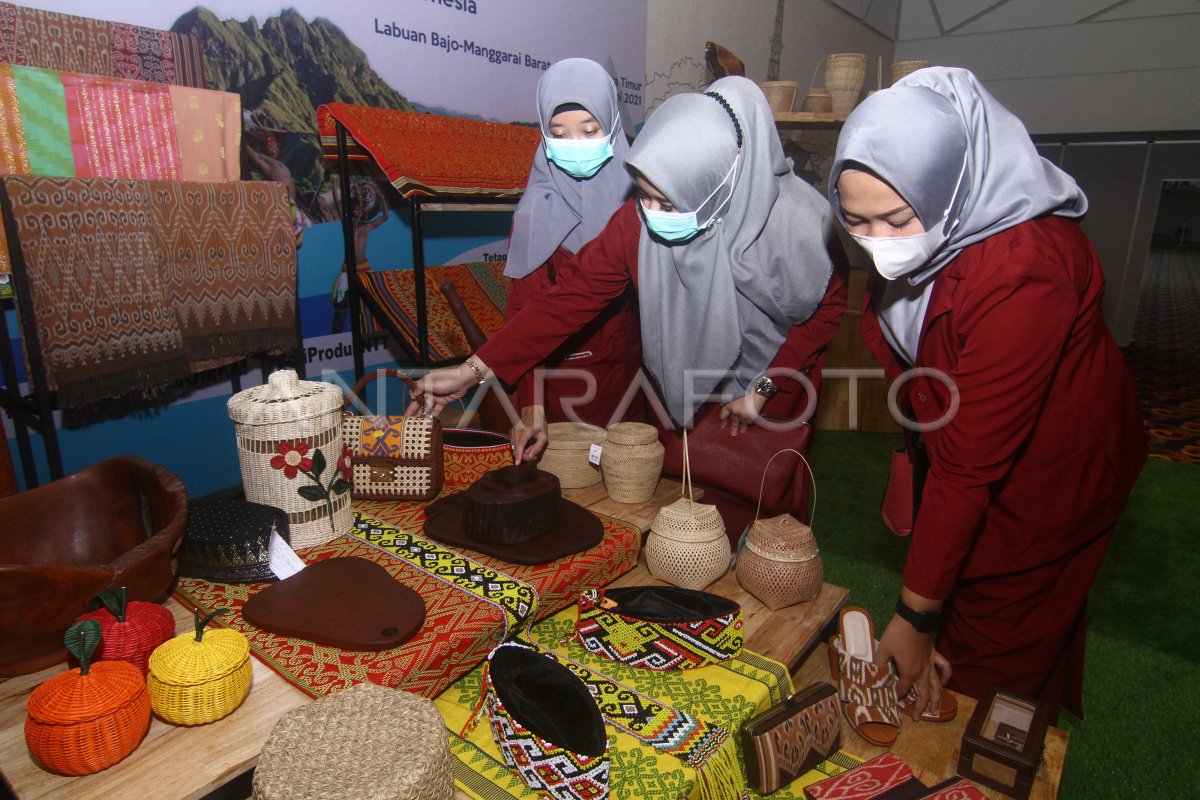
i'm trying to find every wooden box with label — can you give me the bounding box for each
[957,687,1050,799]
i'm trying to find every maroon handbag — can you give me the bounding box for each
[881,447,914,537]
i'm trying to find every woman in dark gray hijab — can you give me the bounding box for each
[828,67,1146,726]
[501,58,641,460]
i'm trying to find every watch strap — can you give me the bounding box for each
[895,598,941,634]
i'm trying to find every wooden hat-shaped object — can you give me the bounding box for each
[243,557,426,651]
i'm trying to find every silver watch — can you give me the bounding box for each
[751,375,778,400]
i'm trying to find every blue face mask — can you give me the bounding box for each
[543,135,614,179]
[639,155,739,243]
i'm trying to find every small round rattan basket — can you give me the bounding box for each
[538,422,606,489]
[601,422,664,503]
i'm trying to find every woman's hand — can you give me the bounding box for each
[510,405,548,465]
[719,391,767,436]
[404,358,491,417]
[875,590,950,720]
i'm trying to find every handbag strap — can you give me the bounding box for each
[343,368,420,413]
[753,448,817,526]
[679,427,695,502]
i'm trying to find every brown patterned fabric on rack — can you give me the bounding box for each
[2,176,297,408]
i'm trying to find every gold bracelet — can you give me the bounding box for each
[464,356,486,385]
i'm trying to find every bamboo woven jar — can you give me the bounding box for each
[735,514,822,610]
[538,422,606,489]
[227,369,352,549]
[601,422,664,503]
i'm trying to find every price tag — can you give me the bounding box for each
[268,524,305,579]
[588,443,603,466]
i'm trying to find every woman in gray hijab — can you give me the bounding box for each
[502,58,641,460]
[412,75,846,538]
[828,67,1146,726]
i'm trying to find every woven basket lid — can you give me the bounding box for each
[148,629,250,686]
[605,422,659,447]
[544,421,606,449]
[746,514,819,561]
[26,661,147,724]
[651,498,726,543]
[227,369,343,426]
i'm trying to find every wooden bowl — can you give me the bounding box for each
[0,457,188,676]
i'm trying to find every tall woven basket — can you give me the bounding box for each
[539,422,606,489]
[825,52,868,114]
[601,422,664,503]
[890,59,930,85]
[735,449,823,610]
[645,429,730,590]
[227,370,352,549]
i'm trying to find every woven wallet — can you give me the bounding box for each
[741,681,840,794]
[343,370,444,501]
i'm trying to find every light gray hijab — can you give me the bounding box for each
[626,76,836,427]
[829,66,1087,277]
[504,58,633,278]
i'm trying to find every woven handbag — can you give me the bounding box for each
[645,429,731,590]
[342,369,444,502]
[735,449,823,610]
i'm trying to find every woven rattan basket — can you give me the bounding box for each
[539,422,606,489]
[601,422,664,504]
[645,430,730,590]
[252,682,454,800]
[24,621,152,776]
[147,610,252,726]
[758,80,801,113]
[735,449,823,610]
[825,53,868,114]
[890,59,930,85]
[227,369,352,549]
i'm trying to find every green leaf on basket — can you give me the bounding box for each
[64,620,102,674]
[311,448,326,478]
[298,484,326,501]
[97,586,128,622]
[331,478,349,495]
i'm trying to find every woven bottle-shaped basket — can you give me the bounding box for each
[25,620,152,775]
[824,52,868,114]
[538,421,606,489]
[147,608,252,726]
[645,429,731,590]
[735,448,823,610]
[72,588,176,676]
[227,369,352,549]
[600,422,664,503]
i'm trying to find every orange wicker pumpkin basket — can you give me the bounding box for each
[25,620,152,775]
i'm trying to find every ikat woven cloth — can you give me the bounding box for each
[355,261,510,363]
[437,606,866,800]
[317,102,540,198]
[1,176,296,407]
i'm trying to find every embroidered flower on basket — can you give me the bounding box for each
[271,441,312,479]
[337,446,354,483]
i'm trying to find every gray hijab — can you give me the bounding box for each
[829,66,1087,278]
[504,58,633,278]
[626,75,836,427]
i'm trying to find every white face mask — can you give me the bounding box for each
[851,221,949,280]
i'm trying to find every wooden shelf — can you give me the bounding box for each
[772,111,847,129]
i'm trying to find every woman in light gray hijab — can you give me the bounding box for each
[502,58,641,460]
[828,67,1146,726]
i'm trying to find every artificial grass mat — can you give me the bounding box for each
[809,429,1200,798]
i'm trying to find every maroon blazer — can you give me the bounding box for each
[861,216,1148,600]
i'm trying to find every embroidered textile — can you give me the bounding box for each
[2,176,296,407]
[356,261,510,363]
[317,102,540,198]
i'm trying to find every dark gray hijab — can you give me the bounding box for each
[829,66,1087,278]
[626,76,835,426]
[504,58,633,278]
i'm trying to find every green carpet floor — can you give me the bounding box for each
[809,429,1200,799]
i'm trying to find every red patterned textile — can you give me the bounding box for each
[317,102,540,198]
[61,72,181,179]
[356,261,510,363]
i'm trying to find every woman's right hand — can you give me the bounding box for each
[510,405,548,465]
[404,358,490,417]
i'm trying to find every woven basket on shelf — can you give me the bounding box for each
[645,429,730,590]
[25,621,151,776]
[735,449,823,610]
[758,80,801,113]
[252,682,454,800]
[890,59,930,85]
[824,52,868,114]
[227,369,352,549]
[601,422,664,504]
[538,422,606,489]
[147,609,252,726]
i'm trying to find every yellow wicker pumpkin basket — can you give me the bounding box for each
[148,609,252,726]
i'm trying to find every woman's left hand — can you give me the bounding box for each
[719,392,767,436]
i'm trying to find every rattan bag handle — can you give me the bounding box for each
[343,368,420,413]
[753,448,817,526]
[679,427,696,503]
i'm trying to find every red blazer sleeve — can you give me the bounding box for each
[764,259,848,407]
[477,200,641,386]
[504,261,550,409]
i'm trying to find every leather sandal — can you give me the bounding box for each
[827,606,899,747]
[898,684,958,722]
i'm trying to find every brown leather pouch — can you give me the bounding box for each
[741,681,841,795]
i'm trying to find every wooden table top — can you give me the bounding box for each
[792,643,1068,799]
